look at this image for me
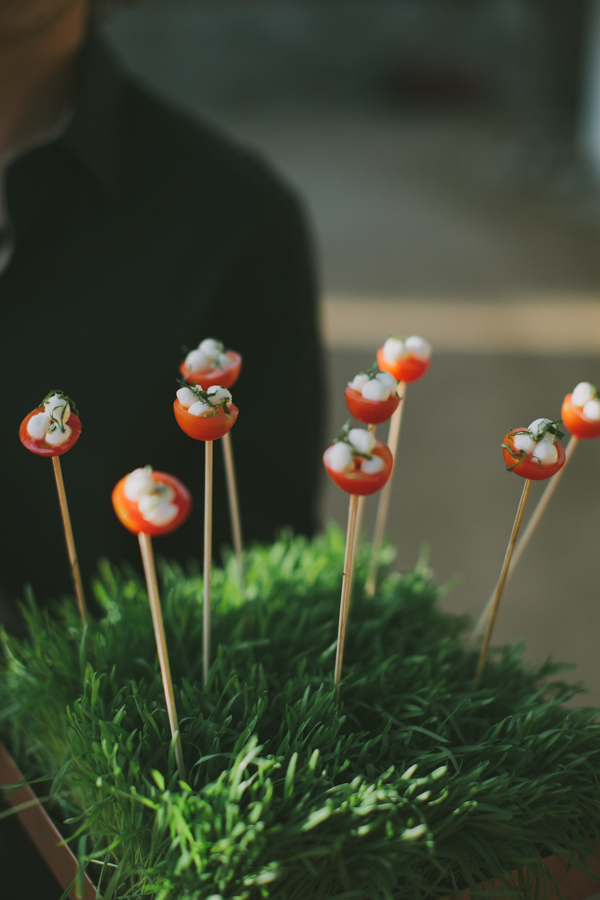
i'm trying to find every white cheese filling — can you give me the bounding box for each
[177,385,233,416]
[349,370,398,402]
[348,428,376,455]
[382,335,431,364]
[45,425,72,447]
[382,337,407,364]
[361,455,384,474]
[571,382,595,408]
[124,467,178,526]
[531,439,558,466]
[512,418,561,467]
[26,394,72,444]
[583,399,600,421]
[528,418,552,439]
[324,442,353,472]
[185,337,233,373]
[27,411,51,441]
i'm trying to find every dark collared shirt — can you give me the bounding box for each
[0,35,323,615]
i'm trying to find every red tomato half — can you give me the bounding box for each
[112,470,192,537]
[345,386,400,425]
[376,347,430,384]
[19,409,82,457]
[501,428,566,481]
[179,350,242,390]
[174,400,239,441]
[323,441,393,496]
[561,394,600,440]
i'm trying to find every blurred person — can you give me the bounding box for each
[0,0,323,624]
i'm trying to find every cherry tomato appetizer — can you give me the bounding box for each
[561,384,600,440]
[175,400,239,441]
[112,468,192,537]
[345,386,400,425]
[180,336,242,390]
[377,347,430,384]
[502,424,566,481]
[323,425,393,495]
[19,392,81,457]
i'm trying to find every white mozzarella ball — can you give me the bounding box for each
[176,387,197,408]
[124,467,156,502]
[27,412,50,440]
[404,335,431,360]
[361,378,390,401]
[138,487,177,526]
[382,337,406,364]
[571,382,595,407]
[44,424,72,447]
[375,371,397,390]
[513,432,536,455]
[188,400,213,417]
[532,439,558,466]
[206,385,232,405]
[216,353,232,370]
[44,394,70,424]
[350,373,370,392]
[324,442,353,472]
[185,349,211,372]
[348,428,376,454]
[361,455,384,474]
[198,338,224,358]
[528,418,552,439]
[583,399,600,421]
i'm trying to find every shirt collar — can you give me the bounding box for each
[58,31,126,205]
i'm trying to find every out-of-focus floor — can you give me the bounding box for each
[206,106,600,703]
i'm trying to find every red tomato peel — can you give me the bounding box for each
[179,351,242,391]
[19,410,82,457]
[376,347,430,384]
[174,399,239,441]
[112,471,192,537]
[345,386,400,425]
[561,394,600,440]
[501,428,566,481]
[323,441,393,496]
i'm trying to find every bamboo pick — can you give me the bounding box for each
[203,440,213,689]
[221,431,244,589]
[334,493,360,703]
[469,434,579,647]
[365,382,406,597]
[350,424,376,606]
[51,456,86,621]
[138,532,186,780]
[475,478,532,682]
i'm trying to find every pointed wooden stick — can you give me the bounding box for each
[138,532,186,780]
[52,456,86,621]
[221,431,244,590]
[349,425,376,608]
[203,440,213,689]
[475,478,532,682]
[334,493,360,703]
[365,383,406,597]
[469,434,579,647]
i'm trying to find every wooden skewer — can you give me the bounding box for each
[203,439,213,689]
[221,431,245,589]
[469,434,579,647]
[365,382,406,597]
[475,478,532,682]
[334,493,360,702]
[51,456,86,621]
[138,532,186,780]
[349,424,376,607]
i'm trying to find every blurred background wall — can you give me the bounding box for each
[102,0,599,700]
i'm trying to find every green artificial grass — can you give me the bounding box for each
[1,528,600,900]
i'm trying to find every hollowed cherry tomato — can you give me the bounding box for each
[112,470,192,537]
[344,386,400,425]
[174,400,239,441]
[180,351,242,391]
[501,428,566,481]
[19,409,82,457]
[561,394,600,440]
[376,347,430,384]
[323,441,393,495]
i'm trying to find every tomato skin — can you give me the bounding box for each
[179,351,242,391]
[345,386,400,425]
[323,441,393,495]
[112,471,192,537]
[376,347,430,384]
[561,394,600,440]
[501,428,566,481]
[174,399,239,441]
[19,409,82,457]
